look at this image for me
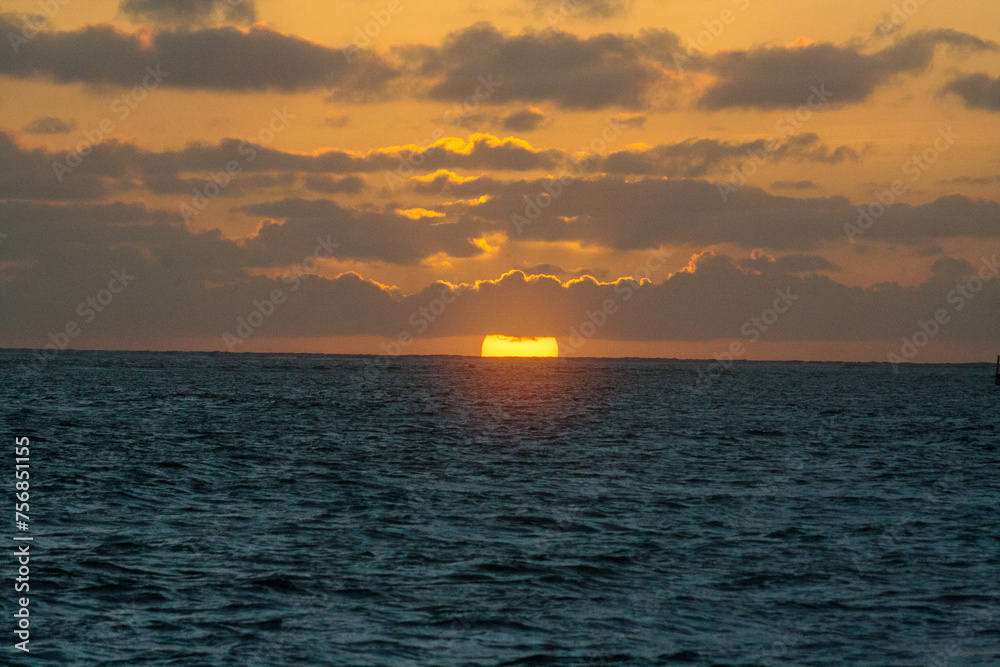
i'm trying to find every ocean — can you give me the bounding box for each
[1,349,998,665]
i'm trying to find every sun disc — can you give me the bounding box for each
[481,335,559,358]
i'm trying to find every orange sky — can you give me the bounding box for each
[1,0,999,360]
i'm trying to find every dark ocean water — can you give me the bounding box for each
[1,349,999,665]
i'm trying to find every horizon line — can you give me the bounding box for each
[1,346,996,366]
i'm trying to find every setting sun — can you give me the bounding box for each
[481,335,559,358]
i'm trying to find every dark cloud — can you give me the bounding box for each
[0,201,184,266]
[22,116,76,134]
[699,30,997,109]
[5,18,992,112]
[0,195,480,278]
[522,263,566,276]
[4,130,996,257]
[141,133,558,176]
[303,175,365,195]
[0,133,561,203]
[771,180,819,191]
[143,171,298,197]
[942,73,1000,111]
[238,198,489,265]
[389,252,999,345]
[0,201,242,323]
[120,0,257,25]
[404,25,995,112]
[737,251,838,274]
[0,17,397,94]
[940,174,1000,186]
[0,133,293,200]
[408,22,681,109]
[611,113,645,129]
[918,245,944,257]
[0,132,105,200]
[593,134,861,177]
[502,106,546,132]
[2,215,997,350]
[520,263,609,281]
[323,115,351,128]
[440,176,1000,250]
[531,0,632,20]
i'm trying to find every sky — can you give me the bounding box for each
[1,0,999,360]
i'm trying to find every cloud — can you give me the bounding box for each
[502,106,546,131]
[323,114,351,128]
[152,133,559,175]
[143,171,298,197]
[0,133,562,203]
[0,133,106,200]
[440,176,1000,250]
[303,175,365,194]
[407,22,682,109]
[119,0,257,25]
[520,263,609,281]
[531,0,632,20]
[698,30,997,109]
[592,134,861,177]
[4,130,995,255]
[0,18,397,94]
[0,200,402,340]
[238,198,489,265]
[0,201,243,314]
[736,251,837,274]
[0,194,482,280]
[611,113,646,129]
[6,18,992,112]
[29,130,852,189]
[771,180,819,190]
[402,25,995,111]
[2,217,998,351]
[942,73,1000,111]
[22,116,76,134]
[940,174,1000,186]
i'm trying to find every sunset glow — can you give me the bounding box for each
[1,1,998,362]
[481,335,559,358]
